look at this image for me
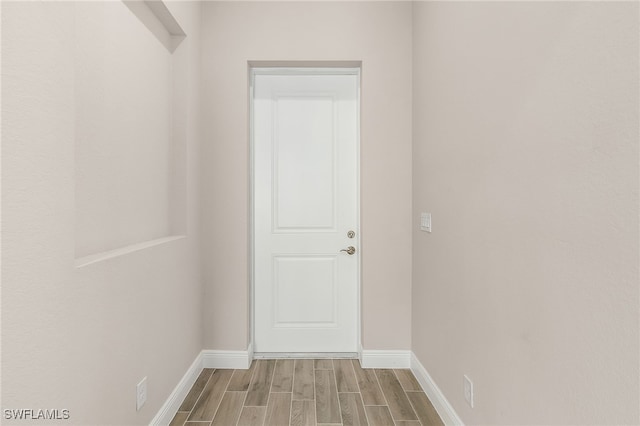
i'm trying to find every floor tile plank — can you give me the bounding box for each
[245,359,276,406]
[237,406,267,426]
[178,369,214,412]
[290,400,317,426]
[375,369,418,421]
[364,406,395,426]
[351,360,386,405]
[339,393,368,426]
[211,391,246,425]
[293,359,315,400]
[264,392,292,426]
[169,411,189,426]
[407,391,444,425]
[176,359,440,426]
[334,359,359,392]
[315,369,341,424]
[271,359,294,392]
[314,359,333,369]
[394,369,422,392]
[228,361,256,391]
[187,369,233,422]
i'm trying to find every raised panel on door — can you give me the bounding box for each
[273,255,338,327]
[273,95,337,232]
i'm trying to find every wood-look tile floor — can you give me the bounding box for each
[169,359,444,426]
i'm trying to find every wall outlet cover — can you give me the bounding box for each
[420,212,431,232]
[136,377,148,411]
[463,375,474,408]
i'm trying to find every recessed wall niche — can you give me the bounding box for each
[74,1,187,262]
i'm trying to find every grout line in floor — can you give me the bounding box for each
[171,360,442,426]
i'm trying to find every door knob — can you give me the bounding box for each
[340,246,356,255]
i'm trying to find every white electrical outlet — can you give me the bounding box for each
[420,212,432,232]
[463,375,474,408]
[136,377,147,411]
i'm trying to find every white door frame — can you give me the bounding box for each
[249,66,361,358]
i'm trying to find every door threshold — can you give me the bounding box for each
[253,352,358,359]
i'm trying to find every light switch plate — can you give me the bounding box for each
[420,212,431,232]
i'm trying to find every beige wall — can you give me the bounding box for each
[4,2,638,424]
[1,2,203,424]
[201,2,413,351]
[74,2,173,258]
[412,2,639,424]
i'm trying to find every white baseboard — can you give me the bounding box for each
[149,351,203,426]
[360,349,411,368]
[410,352,464,426]
[202,349,252,369]
[151,349,460,425]
[151,348,253,425]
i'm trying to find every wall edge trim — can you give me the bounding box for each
[202,349,252,369]
[410,352,464,426]
[149,350,203,426]
[360,349,411,368]
[151,348,253,425]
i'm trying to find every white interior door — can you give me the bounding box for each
[253,69,359,353]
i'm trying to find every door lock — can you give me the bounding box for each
[340,246,356,255]
[347,230,355,239]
